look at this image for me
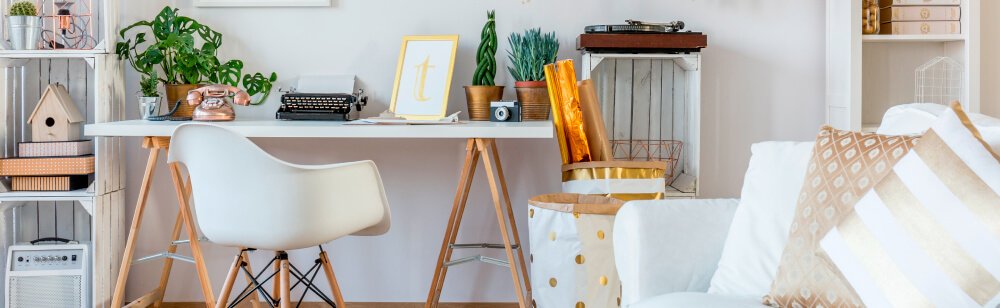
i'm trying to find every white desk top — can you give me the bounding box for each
[85,119,554,139]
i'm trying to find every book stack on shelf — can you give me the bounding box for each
[0,84,94,191]
[878,0,961,35]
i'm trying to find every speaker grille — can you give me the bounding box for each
[9,275,83,307]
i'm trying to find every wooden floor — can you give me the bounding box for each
[162,303,518,308]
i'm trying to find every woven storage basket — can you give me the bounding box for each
[529,193,625,308]
[561,161,667,201]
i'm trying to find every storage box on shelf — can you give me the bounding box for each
[827,0,979,131]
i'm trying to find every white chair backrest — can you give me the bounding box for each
[167,123,390,251]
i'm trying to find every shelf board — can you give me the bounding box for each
[0,189,94,202]
[0,48,109,59]
[862,34,964,43]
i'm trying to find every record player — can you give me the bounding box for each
[578,20,708,53]
[275,89,368,121]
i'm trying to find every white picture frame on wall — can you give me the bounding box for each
[194,0,330,7]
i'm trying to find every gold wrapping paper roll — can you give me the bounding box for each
[544,64,571,165]
[555,60,591,163]
[577,79,612,161]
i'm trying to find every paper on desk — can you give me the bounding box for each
[347,111,464,125]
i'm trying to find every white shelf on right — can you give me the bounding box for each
[862,34,965,43]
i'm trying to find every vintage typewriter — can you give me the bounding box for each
[275,89,368,121]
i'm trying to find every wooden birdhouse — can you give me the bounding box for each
[28,84,85,142]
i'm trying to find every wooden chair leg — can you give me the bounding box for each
[319,251,347,308]
[215,254,243,308]
[279,258,291,308]
[240,250,262,308]
[273,252,282,304]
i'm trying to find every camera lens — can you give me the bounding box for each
[494,106,510,121]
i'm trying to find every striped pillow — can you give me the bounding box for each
[821,102,1000,307]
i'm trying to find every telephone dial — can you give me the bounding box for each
[186,84,251,121]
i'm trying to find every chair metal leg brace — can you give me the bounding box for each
[221,249,339,308]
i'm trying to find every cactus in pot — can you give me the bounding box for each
[464,10,505,121]
[7,1,40,50]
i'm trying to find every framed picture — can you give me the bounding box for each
[389,35,459,120]
[194,0,330,7]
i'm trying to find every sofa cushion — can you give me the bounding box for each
[706,141,814,298]
[822,103,1000,307]
[631,292,768,308]
[877,102,1000,153]
[767,127,919,307]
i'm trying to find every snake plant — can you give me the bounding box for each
[507,28,558,82]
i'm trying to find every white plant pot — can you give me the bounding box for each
[7,15,40,50]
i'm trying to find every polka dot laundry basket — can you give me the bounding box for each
[528,193,626,308]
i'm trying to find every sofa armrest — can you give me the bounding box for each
[614,198,739,306]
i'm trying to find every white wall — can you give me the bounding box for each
[119,0,826,302]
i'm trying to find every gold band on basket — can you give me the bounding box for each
[562,167,666,182]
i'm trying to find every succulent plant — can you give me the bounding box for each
[9,1,37,16]
[472,10,497,86]
[139,71,159,97]
[507,28,559,82]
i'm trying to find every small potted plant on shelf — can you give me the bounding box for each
[7,1,40,50]
[507,28,558,121]
[116,6,277,118]
[464,10,503,121]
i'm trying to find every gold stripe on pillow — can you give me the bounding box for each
[838,212,934,308]
[877,172,1000,305]
[914,131,1000,239]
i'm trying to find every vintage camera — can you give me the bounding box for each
[490,101,522,122]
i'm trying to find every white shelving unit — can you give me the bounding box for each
[0,1,125,307]
[581,53,701,198]
[826,0,980,131]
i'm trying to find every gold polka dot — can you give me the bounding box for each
[575,302,585,308]
[599,275,608,286]
[597,230,605,240]
[549,278,557,287]
[529,209,534,218]
[575,254,585,264]
[549,232,557,241]
[573,212,580,219]
[617,297,621,306]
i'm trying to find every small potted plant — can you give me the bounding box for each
[137,72,161,120]
[464,10,503,121]
[507,28,558,121]
[117,7,277,118]
[7,1,40,50]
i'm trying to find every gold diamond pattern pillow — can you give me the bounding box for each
[820,102,1000,307]
[766,126,919,307]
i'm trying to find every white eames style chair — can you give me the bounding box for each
[167,123,391,308]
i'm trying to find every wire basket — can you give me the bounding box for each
[610,139,682,182]
[915,56,963,105]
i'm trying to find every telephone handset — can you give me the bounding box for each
[186,84,251,121]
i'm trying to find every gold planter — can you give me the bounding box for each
[464,85,504,121]
[165,84,201,118]
[515,81,550,121]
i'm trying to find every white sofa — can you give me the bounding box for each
[612,104,1000,307]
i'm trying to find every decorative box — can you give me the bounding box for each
[562,161,667,201]
[880,6,960,22]
[0,155,95,176]
[880,21,960,35]
[878,0,959,6]
[12,175,90,191]
[528,194,625,308]
[18,140,93,157]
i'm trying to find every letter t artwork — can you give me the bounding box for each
[414,55,435,102]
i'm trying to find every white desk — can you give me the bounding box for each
[85,119,550,308]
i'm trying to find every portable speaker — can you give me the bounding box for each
[5,243,89,308]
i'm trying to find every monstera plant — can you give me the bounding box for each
[116,6,277,116]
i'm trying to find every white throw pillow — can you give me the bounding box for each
[877,103,1000,152]
[823,103,1000,307]
[707,141,814,298]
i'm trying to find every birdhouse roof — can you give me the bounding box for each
[28,84,85,124]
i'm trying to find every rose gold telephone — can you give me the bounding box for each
[186,84,252,121]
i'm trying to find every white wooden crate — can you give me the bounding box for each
[582,53,701,198]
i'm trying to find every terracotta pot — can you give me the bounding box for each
[464,85,504,121]
[165,84,201,118]
[514,81,550,121]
